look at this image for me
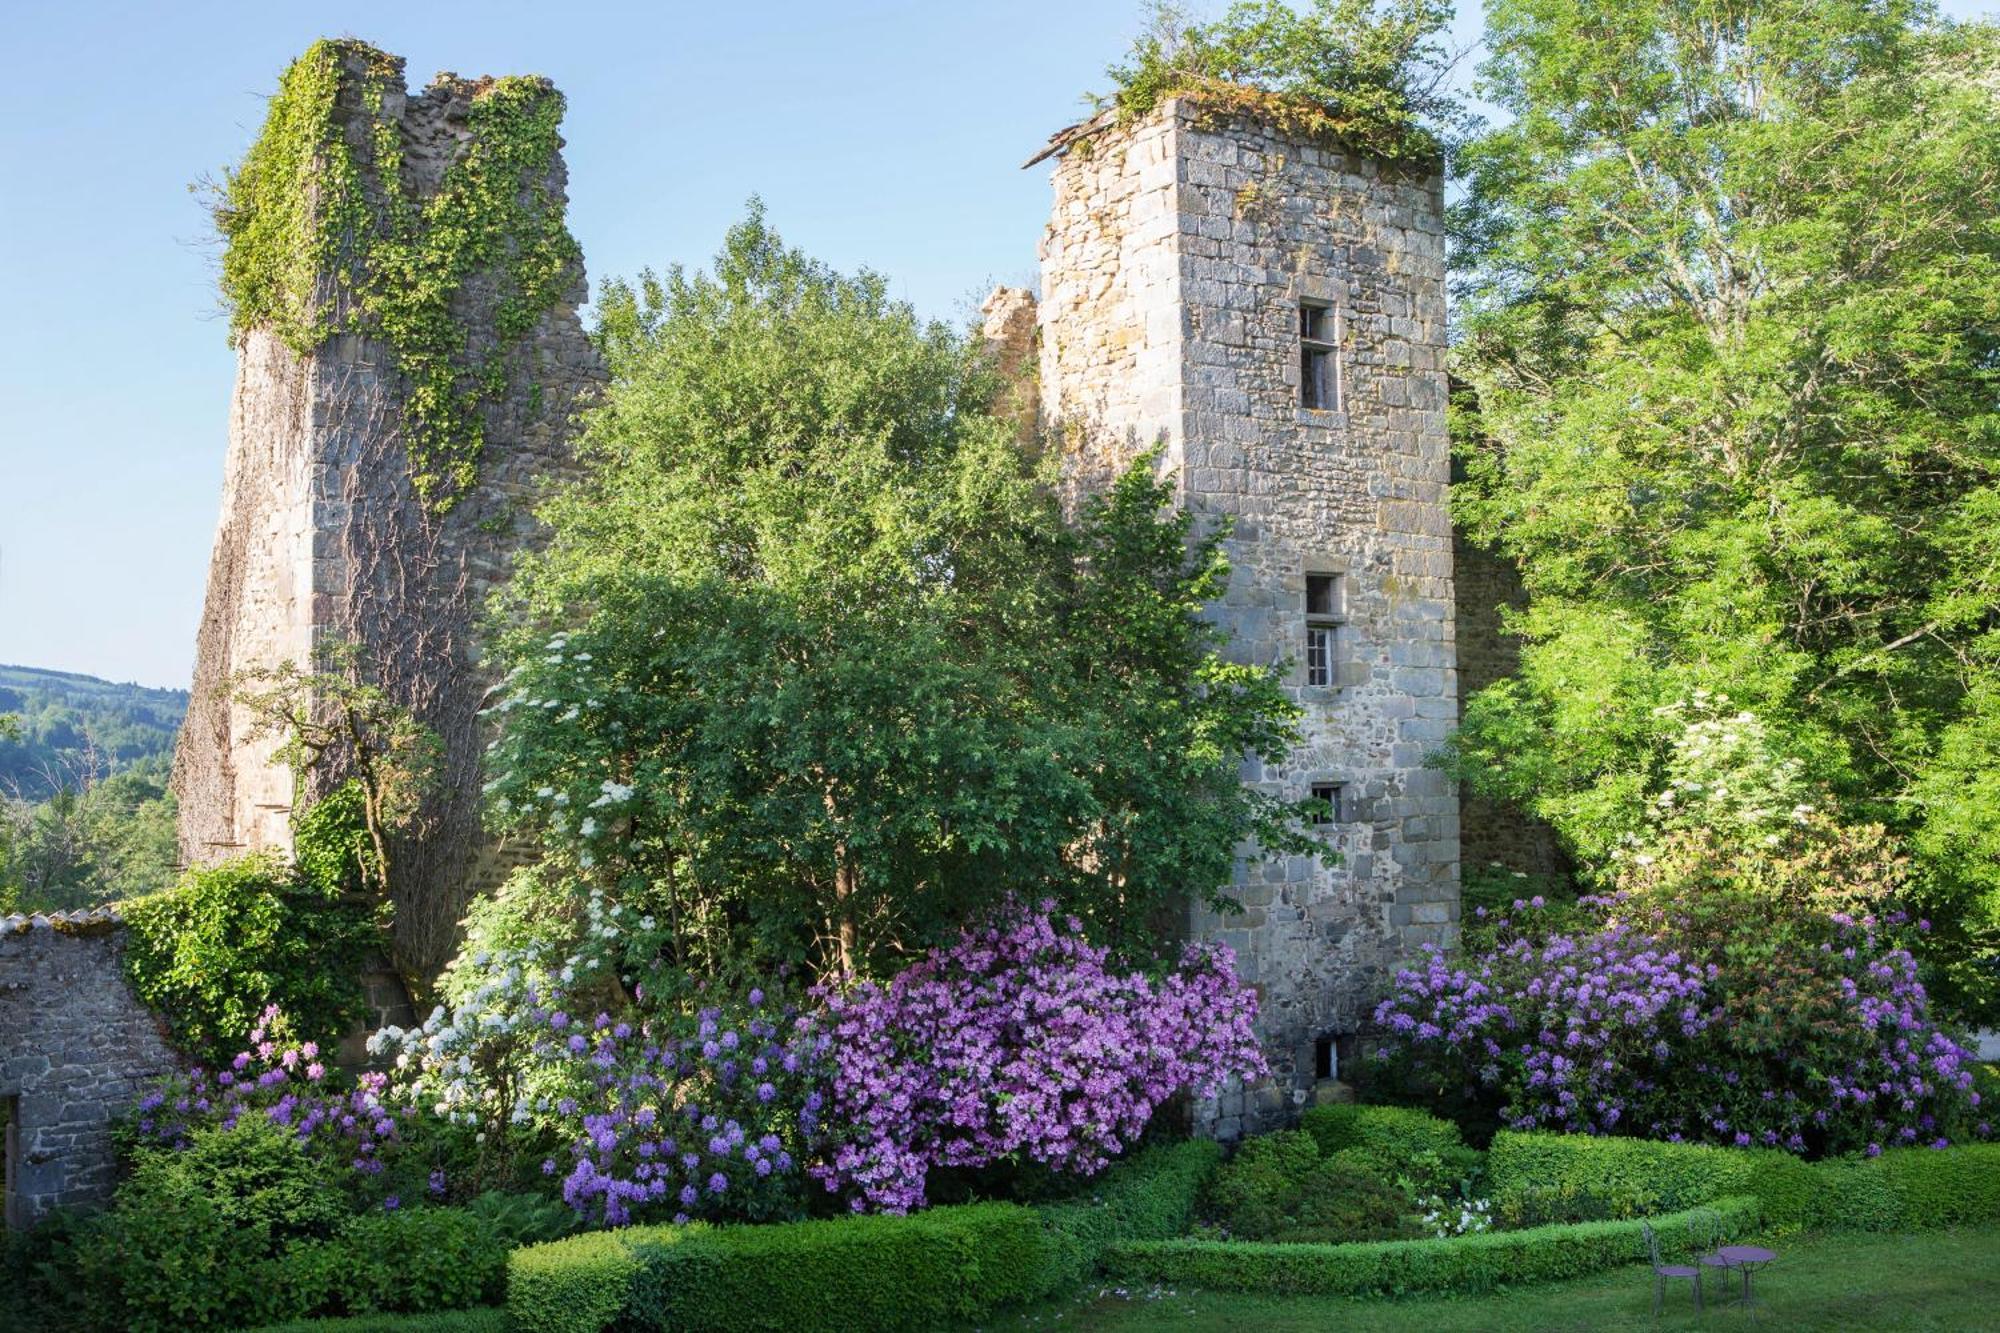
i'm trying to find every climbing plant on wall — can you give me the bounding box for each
[215,38,581,507]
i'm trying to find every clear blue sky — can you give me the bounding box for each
[0,1,1985,689]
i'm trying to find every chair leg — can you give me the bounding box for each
[1654,1275,1664,1318]
[1694,1270,1703,1312]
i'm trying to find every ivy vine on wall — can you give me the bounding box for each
[215,38,580,509]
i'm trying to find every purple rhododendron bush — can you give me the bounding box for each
[115,900,1262,1232]
[1376,824,1989,1157]
[811,902,1266,1212]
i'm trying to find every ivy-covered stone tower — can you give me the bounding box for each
[1025,96,1458,1133]
[173,41,603,979]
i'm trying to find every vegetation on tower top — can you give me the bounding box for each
[214,37,581,509]
[1098,0,1461,162]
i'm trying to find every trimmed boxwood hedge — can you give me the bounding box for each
[1103,1195,1763,1297]
[247,1310,509,1333]
[507,1140,1221,1333]
[1488,1131,2000,1232]
[1038,1138,1223,1285]
[1301,1104,1464,1161]
[510,1203,1047,1333]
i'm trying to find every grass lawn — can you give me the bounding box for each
[992,1226,2000,1332]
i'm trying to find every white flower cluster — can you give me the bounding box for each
[1417,1193,1493,1239]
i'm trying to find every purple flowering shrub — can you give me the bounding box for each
[809,903,1266,1212]
[132,1006,411,1202]
[1375,881,1989,1156]
[527,989,830,1226]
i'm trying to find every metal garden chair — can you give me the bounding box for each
[1643,1219,1704,1317]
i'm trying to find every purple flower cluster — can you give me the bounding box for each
[133,1005,404,1179]
[1375,900,1988,1155]
[527,990,830,1227]
[809,903,1266,1212]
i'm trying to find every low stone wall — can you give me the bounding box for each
[0,910,177,1227]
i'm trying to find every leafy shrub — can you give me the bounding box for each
[811,903,1265,1212]
[464,1189,579,1245]
[509,1202,1057,1333]
[1299,1104,1478,1196]
[66,1119,346,1331]
[321,1207,510,1314]
[1106,1195,1764,1297]
[1205,1128,1413,1243]
[131,1008,413,1206]
[121,852,375,1064]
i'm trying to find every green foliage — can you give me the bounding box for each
[1206,1131,1413,1243]
[1105,1196,1762,1297]
[0,758,179,914]
[63,1120,345,1332]
[121,852,375,1064]
[1448,0,2000,1017]
[462,1189,579,1246]
[1035,1139,1223,1286]
[0,664,186,800]
[1487,1131,2000,1235]
[216,39,580,506]
[1101,0,1459,160]
[246,1311,509,1333]
[491,209,1306,976]
[509,1203,1059,1333]
[506,1227,648,1333]
[1301,1103,1463,1161]
[0,666,183,912]
[313,1208,510,1315]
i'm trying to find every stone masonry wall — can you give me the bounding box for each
[0,911,177,1228]
[1037,99,1458,1135]
[174,48,605,979]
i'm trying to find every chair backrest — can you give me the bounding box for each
[1642,1219,1663,1267]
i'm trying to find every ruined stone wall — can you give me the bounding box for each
[1037,99,1458,1134]
[0,911,177,1227]
[174,47,604,978]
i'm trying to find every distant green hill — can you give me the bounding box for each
[0,664,187,800]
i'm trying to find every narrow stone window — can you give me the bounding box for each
[1299,301,1339,411]
[1314,1034,1339,1081]
[1304,571,1346,687]
[1310,781,1345,825]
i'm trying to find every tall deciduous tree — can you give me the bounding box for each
[490,208,1307,977]
[1448,0,2000,1013]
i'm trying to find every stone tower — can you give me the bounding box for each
[1028,97,1458,1133]
[173,41,603,980]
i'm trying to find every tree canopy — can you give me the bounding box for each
[1448,0,2000,1013]
[489,208,1307,977]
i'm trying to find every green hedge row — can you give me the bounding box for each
[1037,1138,1223,1286]
[247,1309,510,1333]
[1488,1132,2000,1232]
[1103,1195,1763,1297]
[510,1203,1043,1333]
[508,1141,1220,1333]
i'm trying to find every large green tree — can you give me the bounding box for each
[1449,0,2000,1012]
[489,209,1306,977]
